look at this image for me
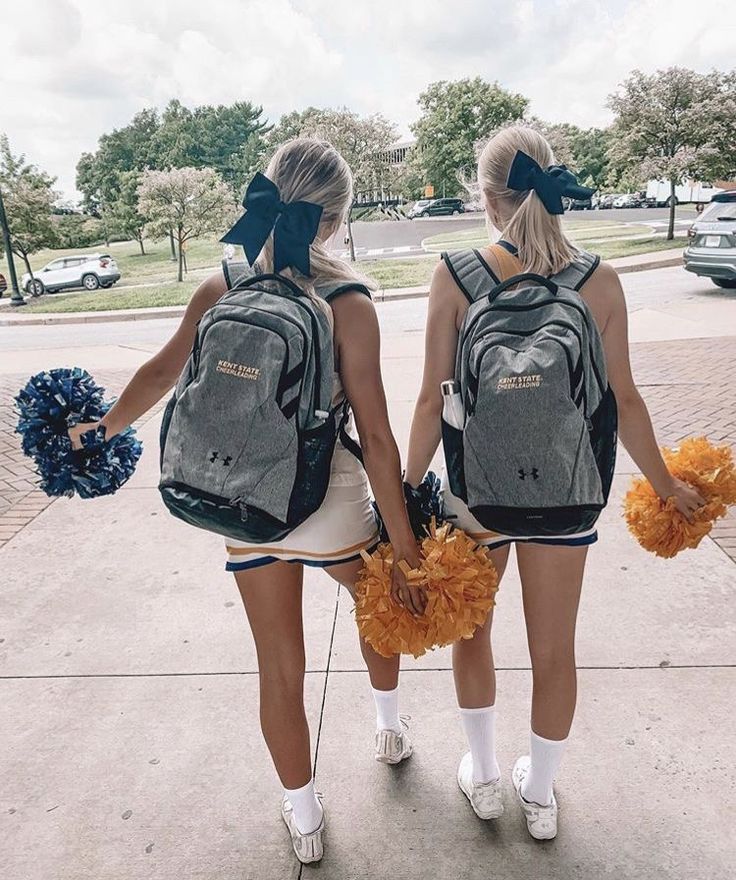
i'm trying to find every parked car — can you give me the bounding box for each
[683,191,736,288]
[408,197,465,218]
[568,196,593,210]
[595,194,615,209]
[613,193,643,208]
[22,253,121,296]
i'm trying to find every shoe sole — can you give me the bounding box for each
[527,826,556,841]
[375,744,413,764]
[457,771,504,820]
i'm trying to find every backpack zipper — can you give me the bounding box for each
[463,317,598,410]
[463,297,605,394]
[228,290,327,418]
[486,297,605,392]
[468,335,583,414]
[195,302,312,422]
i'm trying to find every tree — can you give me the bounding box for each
[0,135,58,278]
[152,99,271,190]
[108,170,148,255]
[410,77,528,198]
[608,67,736,239]
[542,123,612,190]
[3,179,57,277]
[78,100,270,252]
[76,108,160,213]
[269,107,399,260]
[138,167,236,282]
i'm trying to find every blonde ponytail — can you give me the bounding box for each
[477,126,578,276]
[258,138,376,295]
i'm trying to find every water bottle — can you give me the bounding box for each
[441,380,465,430]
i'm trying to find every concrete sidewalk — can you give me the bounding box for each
[1,281,735,879]
[0,248,685,326]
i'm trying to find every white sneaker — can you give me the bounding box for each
[375,716,413,764]
[456,752,504,820]
[280,795,325,864]
[512,756,558,840]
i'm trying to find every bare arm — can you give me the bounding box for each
[404,261,464,487]
[593,263,703,516]
[69,272,228,444]
[333,292,425,613]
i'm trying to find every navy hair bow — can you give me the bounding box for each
[220,172,324,275]
[506,150,595,215]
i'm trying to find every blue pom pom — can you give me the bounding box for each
[14,367,142,499]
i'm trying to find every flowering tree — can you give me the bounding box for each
[138,167,236,281]
[608,67,736,239]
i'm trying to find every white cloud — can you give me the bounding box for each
[1,0,733,198]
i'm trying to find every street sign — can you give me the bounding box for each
[424,185,435,198]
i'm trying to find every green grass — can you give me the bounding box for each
[10,222,688,314]
[1,237,224,289]
[422,218,688,260]
[592,235,688,260]
[24,256,439,313]
[360,256,438,289]
[25,281,199,313]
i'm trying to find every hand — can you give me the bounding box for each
[667,477,706,522]
[390,540,426,617]
[68,421,102,450]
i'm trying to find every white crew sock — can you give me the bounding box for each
[284,779,323,834]
[521,730,568,806]
[459,705,501,784]
[372,685,402,733]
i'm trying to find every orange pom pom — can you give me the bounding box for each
[624,436,736,558]
[355,521,498,658]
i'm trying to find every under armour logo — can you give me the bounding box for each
[518,468,540,480]
[209,452,233,466]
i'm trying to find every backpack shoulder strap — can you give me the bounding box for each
[550,250,600,291]
[316,282,373,304]
[441,248,503,303]
[488,243,523,282]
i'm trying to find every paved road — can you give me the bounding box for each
[348,207,694,256]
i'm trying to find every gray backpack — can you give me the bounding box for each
[159,262,368,543]
[442,245,617,537]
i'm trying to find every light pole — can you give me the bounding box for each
[0,183,25,306]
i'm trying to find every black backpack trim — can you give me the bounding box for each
[573,253,600,290]
[319,282,373,303]
[441,250,500,303]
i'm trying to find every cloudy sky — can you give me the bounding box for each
[2,0,733,199]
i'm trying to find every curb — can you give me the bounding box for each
[0,252,685,326]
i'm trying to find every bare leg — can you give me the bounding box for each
[326,557,400,691]
[516,543,588,740]
[452,544,511,708]
[233,561,311,789]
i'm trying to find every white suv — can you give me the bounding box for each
[22,254,121,296]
